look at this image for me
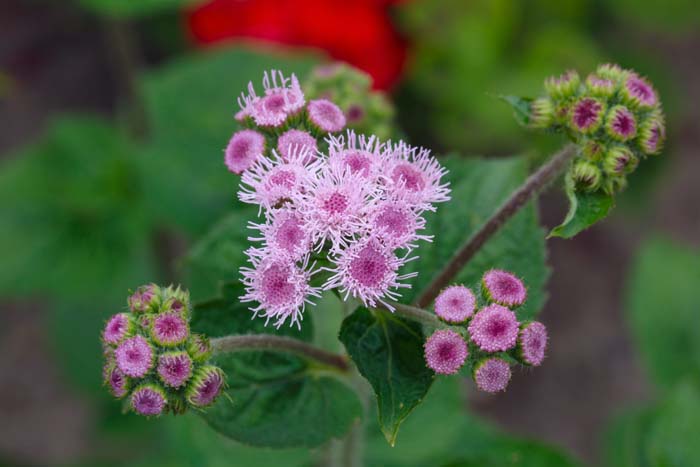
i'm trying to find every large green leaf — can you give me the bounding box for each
[139,48,317,235]
[0,117,155,300]
[603,406,657,467]
[626,237,700,390]
[403,155,549,320]
[78,0,202,18]
[549,175,615,239]
[339,307,433,445]
[192,283,362,448]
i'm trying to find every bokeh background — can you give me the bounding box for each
[2,0,699,466]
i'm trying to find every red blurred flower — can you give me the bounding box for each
[186,0,408,90]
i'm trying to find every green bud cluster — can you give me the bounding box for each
[523,64,666,195]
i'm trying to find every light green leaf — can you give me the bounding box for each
[339,307,433,445]
[549,176,614,239]
[626,237,700,390]
[403,155,549,320]
[498,95,534,127]
[139,48,316,235]
[192,283,362,448]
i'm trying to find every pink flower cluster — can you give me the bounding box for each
[423,270,548,394]
[225,71,450,328]
[101,284,225,416]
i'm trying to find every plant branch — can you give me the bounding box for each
[415,144,577,308]
[211,334,349,372]
[384,301,442,328]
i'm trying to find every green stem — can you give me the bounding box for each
[211,334,349,372]
[415,144,577,308]
[384,301,442,328]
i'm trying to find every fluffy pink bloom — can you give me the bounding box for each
[368,198,431,250]
[519,321,548,366]
[571,98,605,133]
[297,164,378,251]
[324,236,417,310]
[225,129,265,174]
[115,335,153,378]
[468,304,519,352]
[384,141,450,210]
[131,385,166,416]
[327,130,384,181]
[241,252,320,328]
[239,147,322,212]
[103,313,131,345]
[187,366,225,408]
[482,269,527,307]
[157,352,193,388]
[107,365,129,398]
[474,358,511,393]
[249,208,312,260]
[307,99,346,133]
[424,329,468,375]
[151,313,189,347]
[606,106,637,141]
[434,285,476,323]
[238,70,305,127]
[277,129,318,161]
[623,74,658,109]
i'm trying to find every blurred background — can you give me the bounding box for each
[1,0,699,466]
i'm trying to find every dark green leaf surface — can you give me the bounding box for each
[339,307,433,445]
[139,48,316,235]
[78,0,201,18]
[403,155,549,320]
[193,283,361,448]
[549,176,614,239]
[626,237,700,390]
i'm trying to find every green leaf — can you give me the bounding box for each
[139,48,316,235]
[626,237,700,390]
[193,283,362,448]
[498,95,534,127]
[0,117,155,300]
[604,406,657,467]
[549,176,615,239]
[77,0,202,18]
[403,155,549,320]
[339,307,433,445]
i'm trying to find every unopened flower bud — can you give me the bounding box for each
[621,74,659,110]
[482,269,527,307]
[128,284,161,313]
[581,138,606,161]
[570,97,606,134]
[585,74,616,98]
[602,174,628,195]
[638,112,666,155]
[102,313,134,346]
[528,97,555,129]
[306,99,346,133]
[603,145,638,176]
[605,105,637,141]
[595,63,629,83]
[115,335,154,378]
[131,384,167,416]
[434,285,476,323]
[157,351,193,388]
[468,304,519,352]
[151,312,189,347]
[516,321,548,367]
[424,329,468,375]
[544,70,580,100]
[186,366,225,408]
[188,334,213,362]
[105,364,130,398]
[473,358,511,393]
[571,160,602,192]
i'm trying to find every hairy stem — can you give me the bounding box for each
[385,301,442,328]
[211,334,349,372]
[416,144,577,308]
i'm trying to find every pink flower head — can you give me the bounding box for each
[249,208,311,260]
[239,147,322,212]
[622,74,658,109]
[187,366,225,408]
[323,236,417,310]
[482,269,527,307]
[474,358,511,393]
[277,129,318,162]
[131,385,166,416]
[307,99,346,133]
[424,329,468,375]
[151,312,189,347]
[570,97,605,133]
[468,304,519,352]
[241,252,320,328]
[368,198,432,250]
[225,129,265,174]
[327,130,384,181]
[385,141,450,210]
[605,105,637,141]
[157,351,193,388]
[519,321,548,366]
[107,365,129,398]
[115,335,154,378]
[298,163,378,251]
[103,313,132,345]
[238,70,305,127]
[128,284,159,313]
[434,285,476,323]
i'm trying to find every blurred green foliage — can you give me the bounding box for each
[77,0,203,18]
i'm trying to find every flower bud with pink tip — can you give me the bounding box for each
[225,129,265,174]
[307,99,346,133]
[517,321,548,367]
[434,285,476,323]
[187,366,225,408]
[115,335,154,378]
[473,358,511,393]
[482,269,527,307]
[424,329,468,375]
[151,313,189,347]
[102,313,134,346]
[468,304,519,352]
[131,384,167,416]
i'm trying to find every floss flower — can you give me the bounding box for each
[101,285,225,417]
[468,304,520,353]
[482,269,527,307]
[424,329,468,375]
[473,358,511,393]
[225,129,265,174]
[518,321,548,367]
[434,285,476,323]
